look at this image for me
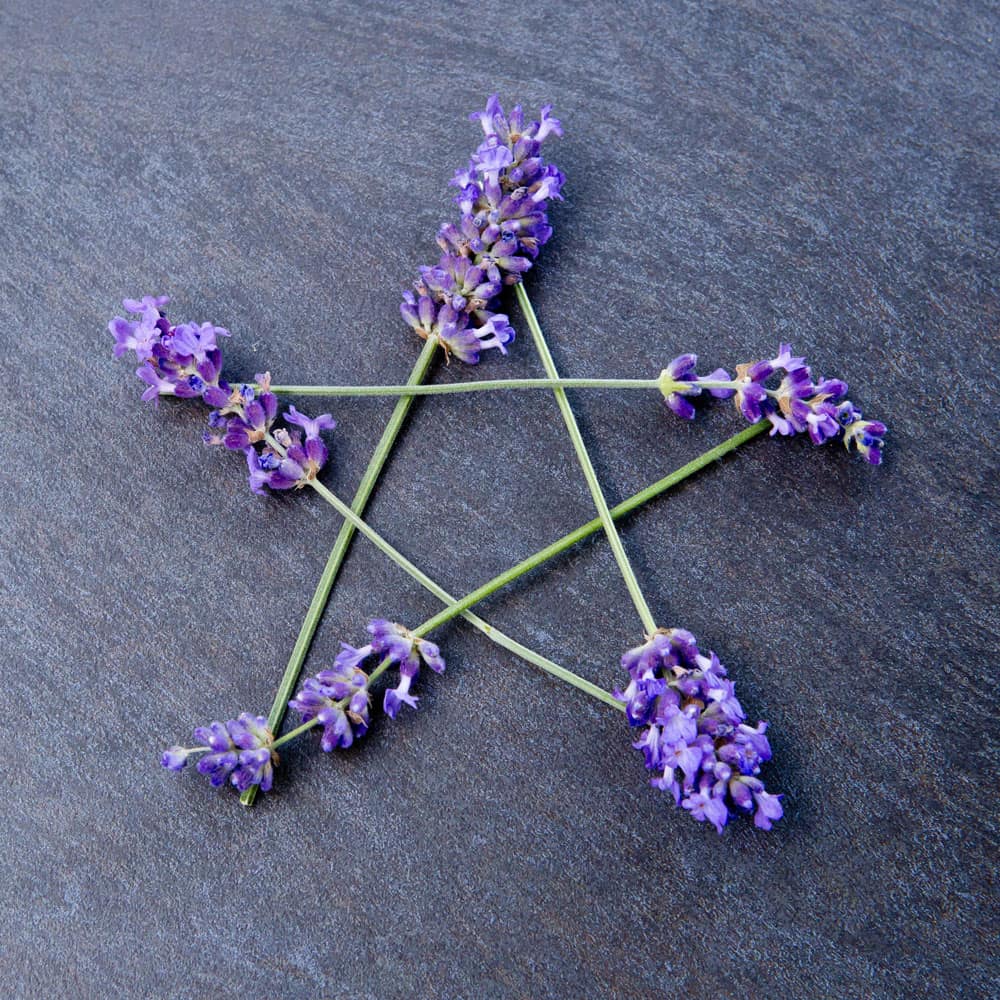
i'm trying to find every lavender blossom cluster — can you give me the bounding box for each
[618,628,783,834]
[290,619,443,749]
[660,343,887,464]
[400,94,564,363]
[161,714,277,793]
[162,620,444,793]
[110,296,336,493]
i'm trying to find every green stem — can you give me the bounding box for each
[308,478,623,709]
[270,717,318,751]
[262,422,768,758]
[460,619,621,708]
[266,377,660,397]
[240,334,440,807]
[414,420,767,637]
[516,282,658,634]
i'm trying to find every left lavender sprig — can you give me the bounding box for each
[109,296,336,494]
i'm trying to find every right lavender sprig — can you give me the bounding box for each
[659,343,887,464]
[400,94,564,363]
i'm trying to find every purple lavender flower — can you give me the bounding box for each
[365,619,446,718]
[838,402,887,465]
[191,720,240,787]
[290,662,371,752]
[659,354,699,420]
[223,390,279,449]
[110,296,232,405]
[658,343,886,462]
[290,620,446,752]
[383,658,421,718]
[162,714,277,793]
[227,714,278,792]
[285,405,337,441]
[617,628,782,833]
[401,95,563,363]
[658,355,734,420]
[244,430,330,495]
[369,619,445,672]
[332,620,446,719]
[160,746,188,771]
[400,293,514,364]
[110,299,337,494]
[123,294,170,319]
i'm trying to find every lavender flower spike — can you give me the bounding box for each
[110,298,338,493]
[617,628,782,833]
[658,344,886,463]
[328,619,447,720]
[289,619,445,752]
[290,662,371,752]
[401,95,564,363]
[161,714,277,793]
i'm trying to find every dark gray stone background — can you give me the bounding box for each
[2,1,997,997]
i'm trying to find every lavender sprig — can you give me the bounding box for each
[109,298,337,492]
[163,620,445,792]
[618,629,782,833]
[400,94,564,363]
[288,618,446,748]
[659,344,887,464]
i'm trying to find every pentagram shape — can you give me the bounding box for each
[220,276,679,802]
[297,292,659,701]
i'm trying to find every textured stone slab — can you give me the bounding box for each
[1,2,997,997]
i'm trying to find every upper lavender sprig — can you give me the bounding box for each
[617,628,783,834]
[400,94,564,364]
[659,344,887,464]
[110,297,337,493]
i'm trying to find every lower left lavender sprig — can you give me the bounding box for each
[161,714,278,793]
[161,619,444,794]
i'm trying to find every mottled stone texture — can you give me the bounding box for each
[1,1,997,997]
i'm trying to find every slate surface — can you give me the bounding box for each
[2,2,997,997]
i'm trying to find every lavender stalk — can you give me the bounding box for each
[516,281,659,633]
[241,333,440,805]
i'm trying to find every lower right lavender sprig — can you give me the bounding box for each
[617,628,783,834]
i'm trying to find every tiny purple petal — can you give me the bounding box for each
[161,747,188,771]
